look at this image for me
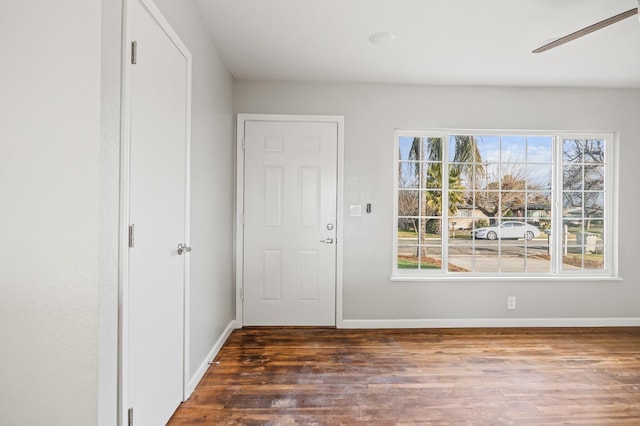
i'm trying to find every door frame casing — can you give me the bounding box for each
[235,114,344,328]
[118,0,192,424]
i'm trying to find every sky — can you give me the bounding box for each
[398,134,553,164]
[398,134,554,189]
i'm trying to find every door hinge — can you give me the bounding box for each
[242,138,245,151]
[131,41,137,64]
[128,408,133,426]
[241,213,245,226]
[240,287,244,301]
[128,224,135,248]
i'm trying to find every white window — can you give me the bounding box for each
[393,130,617,280]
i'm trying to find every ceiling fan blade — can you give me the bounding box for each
[533,7,638,53]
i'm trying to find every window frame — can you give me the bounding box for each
[392,129,619,281]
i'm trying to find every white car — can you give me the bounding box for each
[473,221,540,241]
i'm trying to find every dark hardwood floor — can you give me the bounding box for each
[169,327,640,425]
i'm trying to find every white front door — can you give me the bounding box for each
[243,120,338,326]
[126,0,190,424]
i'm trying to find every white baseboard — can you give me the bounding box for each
[341,317,640,329]
[185,319,236,398]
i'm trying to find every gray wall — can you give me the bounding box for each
[0,1,101,425]
[235,81,640,322]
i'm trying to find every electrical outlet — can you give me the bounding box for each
[507,296,516,310]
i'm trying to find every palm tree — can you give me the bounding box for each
[422,137,476,234]
[424,164,465,216]
[449,135,485,186]
[401,136,485,235]
[423,135,484,211]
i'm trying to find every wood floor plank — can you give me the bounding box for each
[169,327,640,425]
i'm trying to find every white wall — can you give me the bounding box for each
[99,0,123,424]
[0,1,101,425]
[235,81,640,324]
[153,0,235,383]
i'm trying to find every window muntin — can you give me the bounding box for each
[394,131,614,278]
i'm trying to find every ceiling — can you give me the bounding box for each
[193,0,640,88]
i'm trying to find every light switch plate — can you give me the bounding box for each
[349,205,362,217]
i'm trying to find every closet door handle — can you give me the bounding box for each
[177,243,192,255]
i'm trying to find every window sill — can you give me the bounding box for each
[390,274,623,283]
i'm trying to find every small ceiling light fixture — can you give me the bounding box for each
[368,31,396,45]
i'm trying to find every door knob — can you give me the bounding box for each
[320,237,334,244]
[177,243,192,255]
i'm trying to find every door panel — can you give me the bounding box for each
[127,0,189,424]
[243,121,337,326]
